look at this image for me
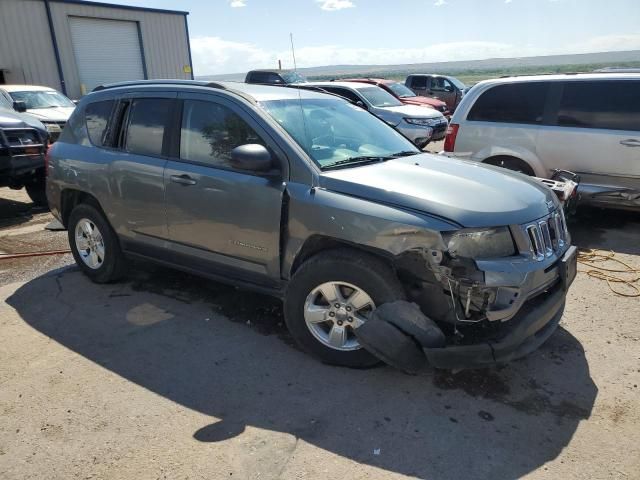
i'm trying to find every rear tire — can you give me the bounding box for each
[284,249,405,368]
[484,156,535,176]
[67,203,126,283]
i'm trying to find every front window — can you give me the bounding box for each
[387,82,417,98]
[448,77,467,91]
[0,93,12,109]
[357,87,403,108]
[259,97,418,169]
[8,90,75,109]
[281,71,308,84]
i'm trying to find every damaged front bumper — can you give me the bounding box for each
[423,280,565,369]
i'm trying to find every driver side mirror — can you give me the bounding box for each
[230,144,276,174]
[444,85,454,92]
[13,100,27,113]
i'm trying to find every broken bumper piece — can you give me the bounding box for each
[357,285,565,372]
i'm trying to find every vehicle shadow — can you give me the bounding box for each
[7,264,597,479]
[0,193,44,227]
[569,206,640,255]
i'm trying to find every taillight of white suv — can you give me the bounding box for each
[443,123,459,152]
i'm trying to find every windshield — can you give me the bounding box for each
[357,86,403,108]
[8,90,75,109]
[282,72,308,84]
[387,82,417,98]
[259,97,418,169]
[448,76,466,91]
[0,94,12,109]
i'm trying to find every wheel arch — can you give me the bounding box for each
[60,188,108,229]
[473,146,546,177]
[288,235,396,279]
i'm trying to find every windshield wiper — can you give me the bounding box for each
[322,155,393,170]
[390,150,420,157]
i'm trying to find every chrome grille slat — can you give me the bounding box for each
[524,209,568,261]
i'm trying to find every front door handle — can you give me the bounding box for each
[170,174,197,186]
[620,139,640,147]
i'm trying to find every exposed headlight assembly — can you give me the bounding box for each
[404,117,438,126]
[444,227,516,259]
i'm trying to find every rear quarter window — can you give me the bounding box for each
[467,82,549,124]
[85,100,115,147]
[557,80,640,132]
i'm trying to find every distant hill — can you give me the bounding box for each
[197,50,640,83]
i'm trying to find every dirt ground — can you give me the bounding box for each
[0,185,639,480]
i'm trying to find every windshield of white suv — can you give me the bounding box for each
[0,94,12,109]
[281,72,308,84]
[259,97,418,169]
[357,87,404,108]
[8,90,75,109]
[387,82,417,98]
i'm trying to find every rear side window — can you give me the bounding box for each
[85,100,114,147]
[557,81,640,131]
[409,76,427,89]
[180,99,265,170]
[124,98,172,157]
[467,83,548,124]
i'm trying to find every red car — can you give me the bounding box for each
[340,78,450,116]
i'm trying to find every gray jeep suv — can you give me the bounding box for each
[47,80,577,369]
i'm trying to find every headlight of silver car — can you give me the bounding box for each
[404,117,438,126]
[444,227,516,259]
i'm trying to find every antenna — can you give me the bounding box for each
[290,32,298,71]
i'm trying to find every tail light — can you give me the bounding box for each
[444,123,459,152]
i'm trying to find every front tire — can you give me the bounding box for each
[284,249,405,368]
[25,174,48,207]
[67,203,126,283]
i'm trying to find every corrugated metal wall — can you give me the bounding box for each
[0,0,61,90]
[0,0,191,99]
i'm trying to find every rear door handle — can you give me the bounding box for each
[170,174,197,186]
[620,139,640,147]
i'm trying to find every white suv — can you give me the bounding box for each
[444,73,640,211]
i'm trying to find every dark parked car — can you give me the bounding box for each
[245,69,307,85]
[47,80,576,370]
[0,94,48,205]
[405,74,468,112]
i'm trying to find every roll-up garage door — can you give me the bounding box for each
[70,17,145,94]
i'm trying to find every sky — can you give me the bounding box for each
[103,0,640,75]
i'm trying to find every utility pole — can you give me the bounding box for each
[290,33,297,71]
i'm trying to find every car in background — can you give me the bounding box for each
[405,74,468,112]
[245,69,308,86]
[444,73,640,211]
[304,81,448,147]
[0,94,48,205]
[340,78,450,116]
[0,85,75,142]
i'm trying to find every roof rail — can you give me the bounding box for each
[91,79,227,93]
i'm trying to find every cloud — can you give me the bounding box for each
[229,0,246,7]
[433,0,447,6]
[505,0,513,3]
[190,34,640,76]
[316,0,355,11]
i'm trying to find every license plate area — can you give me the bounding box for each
[560,246,578,291]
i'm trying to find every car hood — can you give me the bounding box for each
[400,96,445,108]
[0,107,47,133]
[319,153,557,228]
[26,106,74,121]
[381,104,443,119]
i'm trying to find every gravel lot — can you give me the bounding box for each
[1,185,639,480]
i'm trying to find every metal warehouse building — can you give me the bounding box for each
[0,0,193,99]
